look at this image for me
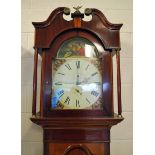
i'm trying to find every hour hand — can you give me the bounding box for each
[78,77,90,85]
[76,61,80,85]
[75,88,82,95]
[76,74,80,85]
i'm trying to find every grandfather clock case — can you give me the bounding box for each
[30,7,124,155]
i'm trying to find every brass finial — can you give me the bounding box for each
[63,7,70,15]
[85,8,92,16]
[73,6,82,12]
[71,6,84,19]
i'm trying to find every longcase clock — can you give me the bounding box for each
[30,7,124,155]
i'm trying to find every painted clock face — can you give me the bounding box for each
[51,37,103,110]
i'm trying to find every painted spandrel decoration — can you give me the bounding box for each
[52,37,103,110]
[57,37,98,58]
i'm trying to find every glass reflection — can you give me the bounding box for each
[103,82,110,91]
[85,44,95,57]
[79,83,99,91]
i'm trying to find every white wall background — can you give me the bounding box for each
[21,0,133,155]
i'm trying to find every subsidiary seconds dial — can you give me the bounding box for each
[52,58,102,109]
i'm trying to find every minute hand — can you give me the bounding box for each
[78,72,99,85]
[78,77,91,85]
[55,82,74,85]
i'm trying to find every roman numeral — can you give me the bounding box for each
[85,64,89,70]
[76,99,80,107]
[64,97,70,104]
[58,72,65,75]
[86,98,91,104]
[76,61,80,69]
[58,90,64,98]
[59,92,64,98]
[57,103,64,109]
[55,82,62,85]
[91,72,98,77]
[65,64,72,70]
[91,91,99,97]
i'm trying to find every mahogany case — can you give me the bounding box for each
[30,7,124,155]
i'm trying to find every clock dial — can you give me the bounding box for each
[52,58,102,109]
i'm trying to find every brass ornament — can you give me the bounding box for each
[63,7,70,15]
[85,8,92,16]
[73,6,82,13]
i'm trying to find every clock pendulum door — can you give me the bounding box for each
[30,7,124,155]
